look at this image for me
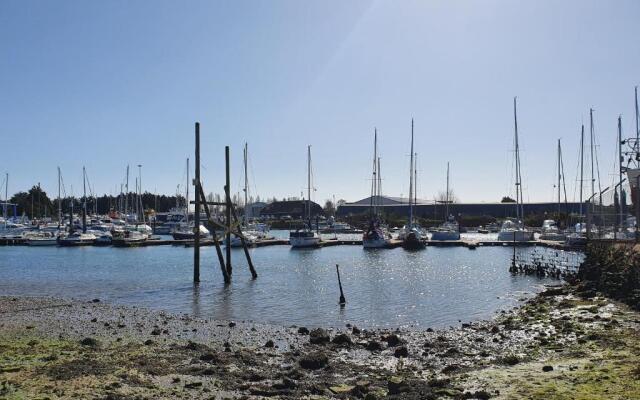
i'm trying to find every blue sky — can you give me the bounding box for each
[1,0,639,204]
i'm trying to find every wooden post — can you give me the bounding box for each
[194,122,201,283]
[229,203,257,278]
[336,264,346,305]
[197,185,230,284]
[225,146,232,277]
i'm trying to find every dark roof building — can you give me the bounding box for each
[337,195,586,219]
[260,200,325,219]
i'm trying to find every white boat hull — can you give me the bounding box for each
[290,236,320,248]
[497,230,534,242]
[431,231,461,241]
[27,238,58,246]
[363,237,390,248]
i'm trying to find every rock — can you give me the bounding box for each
[542,365,554,372]
[297,326,310,335]
[441,364,460,374]
[117,323,126,328]
[394,346,409,358]
[352,326,361,335]
[143,339,154,346]
[79,337,99,347]
[491,326,500,334]
[462,323,471,328]
[151,328,161,335]
[299,351,329,370]
[265,340,275,348]
[332,333,352,346]
[309,328,330,344]
[329,384,355,394]
[387,376,408,394]
[228,321,236,328]
[385,334,402,347]
[184,381,203,389]
[200,353,217,362]
[91,298,100,303]
[366,340,383,351]
[426,327,434,332]
[90,318,97,323]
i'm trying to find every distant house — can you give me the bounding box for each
[260,200,325,220]
[245,202,267,220]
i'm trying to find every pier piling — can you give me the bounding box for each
[336,264,346,305]
[194,122,201,283]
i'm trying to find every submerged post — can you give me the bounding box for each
[225,146,232,277]
[336,264,346,305]
[194,122,201,283]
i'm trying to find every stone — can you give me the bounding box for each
[143,339,154,346]
[309,328,330,344]
[228,321,236,328]
[387,376,408,394]
[90,318,97,323]
[331,333,352,346]
[150,328,161,335]
[385,334,402,347]
[542,365,554,372]
[79,337,99,347]
[366,340,383,351]
[394,346,409,358]
[299,351,329,370]
[265,340,275,348]
[329,384,355,394]
[297,326,310,335]
[92,298,100,303]
[352,326,361,335]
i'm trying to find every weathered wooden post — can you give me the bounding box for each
[225,146,232,277]
[194,122,201,283]
[336,264,346,305]
[196,185,230,284]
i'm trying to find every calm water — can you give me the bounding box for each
[0,231,557,328]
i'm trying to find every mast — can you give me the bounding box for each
[414,153,418,215]
[244,143,248,224]
[57,167,62,227]
[445,162,450,220]
[82,166,87,233]
[618,116,624,229]
[138,164,143,223]
[557,139,561,214]
[579,125,584,216]
[636,86,639,164]
[513,97,523,221]
[377,156,382,210]
[370,129,378,218]
[307,145,312,225]
[590,108,596,201]
[3,173,7,229]
[186,158,189,223]
[125,165,129,217]
[409,119,414,226]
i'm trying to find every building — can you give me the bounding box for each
[336,195,586,219]
[244,201,267,220]
[260,200,325,220]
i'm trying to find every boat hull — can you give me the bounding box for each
[290,236,320,248]
[363,237,390,248]
[430,231,461,241]
[497,230,534,242]
[27,238,58,246]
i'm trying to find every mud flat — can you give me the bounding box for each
[1,286,639,399]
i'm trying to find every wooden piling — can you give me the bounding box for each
[336,264,346,305]
[225,146,232,277]
[229,203,257,278]
[197,185,230,284]
[194,122,200,283]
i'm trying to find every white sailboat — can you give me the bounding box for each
[290,146,321,248]
[498,98,534,242]
[431,162,461,241]
[363,129,392,248]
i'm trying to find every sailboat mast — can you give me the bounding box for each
[409,119,414,226]
[445,162,450,219]
[3,173,8,228]
[370,129,378,217]
[307,145,311,224]
[590,108,596,201]
[618,116,624,228]
[557,139,561,214]
[57,167,62,227]
[82,166,87,233]
[244,143,248,222]
[513,97,522,221]
[377,157,382,208]
[186,158,189,223]
[125,165,129,217]
[636,86,639,164]
[579,125,584,215]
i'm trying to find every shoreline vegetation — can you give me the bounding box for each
[1,244,639,399]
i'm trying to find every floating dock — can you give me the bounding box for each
[0,237,582,251]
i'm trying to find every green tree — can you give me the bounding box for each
[10,186,54,219]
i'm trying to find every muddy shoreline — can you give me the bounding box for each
[1,286,639,399]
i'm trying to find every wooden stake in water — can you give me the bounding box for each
[336,264,346,305]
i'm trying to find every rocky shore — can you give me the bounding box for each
[1,283,639,399]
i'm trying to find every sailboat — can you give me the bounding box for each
[226,143,269,247]
[363,129,392,248]
[290,146,321,248]
[540,139,568,241]
[431,162,461,241]
[59,167,97,246]
[400,119,427,250]
[172,158,209,240]
[498,98,534,242]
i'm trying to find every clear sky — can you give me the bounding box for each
[1,0,639,205]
